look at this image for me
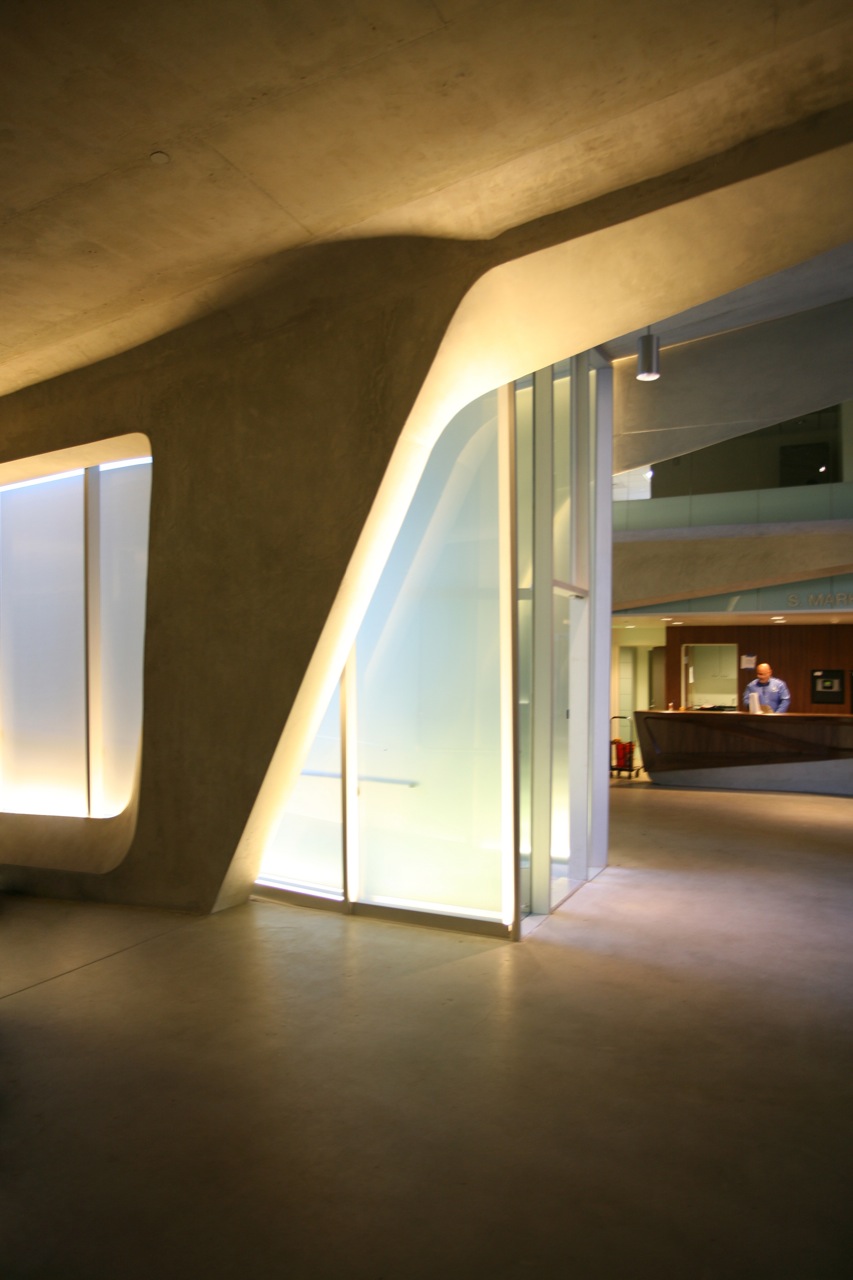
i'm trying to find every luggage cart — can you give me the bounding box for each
[610,716,640,778]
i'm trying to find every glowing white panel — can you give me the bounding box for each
[515,383,534,592]
[553,373,571,585]
[0,472,88,816]
[259,684,343,897]
[356,392,502,920]
[90,460,152,817]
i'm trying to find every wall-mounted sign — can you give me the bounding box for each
[787,591,853,608]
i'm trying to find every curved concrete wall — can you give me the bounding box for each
[0,138,852,911]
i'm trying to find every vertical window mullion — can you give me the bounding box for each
[84,466,99,819]
[530,366,554,915]
[341,649,359,908]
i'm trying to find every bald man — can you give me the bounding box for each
[743,662,791,714]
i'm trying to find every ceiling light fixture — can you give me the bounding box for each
[636,328,660,381]
[149,150,171,165]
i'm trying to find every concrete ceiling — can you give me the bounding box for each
[2,0,853,398]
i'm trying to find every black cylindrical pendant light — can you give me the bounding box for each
[636,331,660,381]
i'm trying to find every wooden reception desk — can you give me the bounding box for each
[634,710,853,797]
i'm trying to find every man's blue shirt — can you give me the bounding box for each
[742,676,790,713]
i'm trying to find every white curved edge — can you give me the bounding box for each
[0,786,140,874]
[219,145,853,906]
[0,432,152,488]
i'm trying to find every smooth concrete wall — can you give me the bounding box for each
[1,126,852,912]
[0,239,482,910]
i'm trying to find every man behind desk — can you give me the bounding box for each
[742,662,791,713]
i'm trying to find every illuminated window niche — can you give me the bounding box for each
[0,440,152,820]
[256,356,611,936]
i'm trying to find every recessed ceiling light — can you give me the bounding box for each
[149,150,171,165]
[772,616,786,622]
[671,620,683,626]
[661,617,673,621]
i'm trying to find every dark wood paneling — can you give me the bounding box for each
[665,625,853,714]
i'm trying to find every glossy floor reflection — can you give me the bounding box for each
[2,783,852,1279]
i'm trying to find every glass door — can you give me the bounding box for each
[514,357,608,920]
[516,367,575,916]
[515,377,534,915]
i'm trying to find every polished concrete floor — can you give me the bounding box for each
[2,783,852,1279]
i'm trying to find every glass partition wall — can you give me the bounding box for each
[257,355,612,935]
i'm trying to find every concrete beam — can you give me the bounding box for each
[614,526,853,611]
